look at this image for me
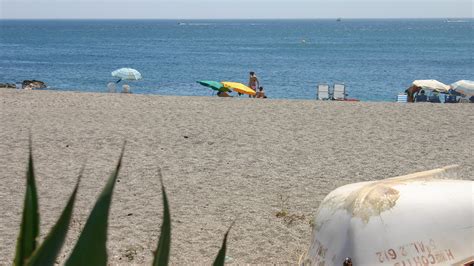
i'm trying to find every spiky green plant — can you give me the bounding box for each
[14,140,40,266]
[14,142,231,266]
[213,221,234,266]
[153,169,171,266]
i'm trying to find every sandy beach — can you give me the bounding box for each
[0,89,472,264]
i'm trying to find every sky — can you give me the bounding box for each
[0,0,472,19]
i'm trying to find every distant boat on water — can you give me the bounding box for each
[445,18,468,23]
[336,18,342,22]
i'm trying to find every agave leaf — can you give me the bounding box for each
[27,172,81,266]
[65,145,125,266]
[213,222,234,266]
[152,169,171,266]
[14,141,40,266]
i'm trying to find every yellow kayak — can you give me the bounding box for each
[221,81,256,96]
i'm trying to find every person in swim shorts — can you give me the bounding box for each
[248,71,260,98]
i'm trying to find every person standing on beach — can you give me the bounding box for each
[405,85,420,103]
[248,72,260,98]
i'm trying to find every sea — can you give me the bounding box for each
[0,19,472,101]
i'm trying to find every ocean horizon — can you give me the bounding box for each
[1,18,472,101]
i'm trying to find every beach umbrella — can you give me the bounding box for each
[197,80,229,92]
[111,68,142,81]
[221,81,256,96]
[451,80,474,96]
[412,80,449,92]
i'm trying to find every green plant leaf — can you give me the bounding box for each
[27,173,81,266]
[153,169,171,266]
[14,141,40,266]
[213,222,234,266]
[65,145,125,266]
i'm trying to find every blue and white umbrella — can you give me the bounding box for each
[111,68,142,81]
[412,80,450,92]
[451,80,474,96]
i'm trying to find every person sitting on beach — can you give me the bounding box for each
[217,90,231,97]
[256,86,267,98]
[415,90,427,102]
[428,91,441,103]
[122,84,131,93]
[248,71,260,98]
[444,93,459,103]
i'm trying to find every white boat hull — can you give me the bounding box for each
[302,166,474,266]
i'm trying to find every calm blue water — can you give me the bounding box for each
[0,19,472,101]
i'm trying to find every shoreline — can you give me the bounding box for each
[0,87,412,103]
[1,89,472,264]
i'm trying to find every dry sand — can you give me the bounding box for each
[0,90,472,265]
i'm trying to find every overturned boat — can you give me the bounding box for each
[301,166,474,266]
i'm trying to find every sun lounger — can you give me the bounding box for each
[397,94,408,103]
[333,83,346,100]
[317,84,330,100]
